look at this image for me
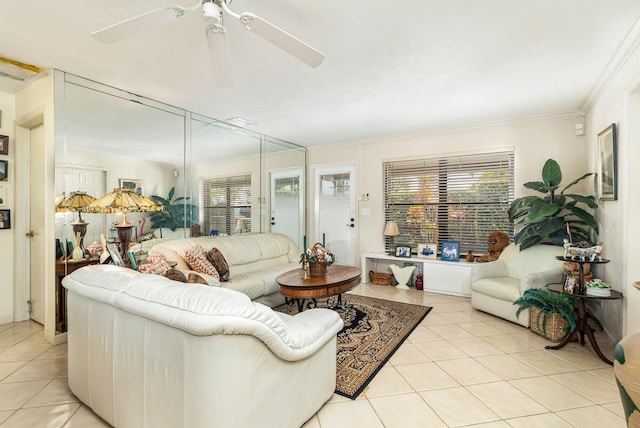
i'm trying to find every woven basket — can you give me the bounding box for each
[369,271,396,285]
[529,307,570,343]
[309,262,326,277]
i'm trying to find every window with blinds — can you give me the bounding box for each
[383,151,514,256]
[201,174,251,236]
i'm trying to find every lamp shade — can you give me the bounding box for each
[383,221,400,236]
[56,191,96,213]
[84,188,163,222]
[235,219,247,231]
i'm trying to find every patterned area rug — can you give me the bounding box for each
[274,294,432,399]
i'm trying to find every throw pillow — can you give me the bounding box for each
[181,245,220,279]
[206,247,230,281]
[139,259,171,276]
[187,273,208,285]
[165,268,187,283]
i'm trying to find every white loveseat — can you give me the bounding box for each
[470,243,565,327]
[150,233,300,307]
[63,265,343,428]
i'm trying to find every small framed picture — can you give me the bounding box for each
[0,160,7,182]
[0,209,10,229]
[0,186,6,207]
[417,243,437,259]
[395,245,412,258]
[107,243,125,266]
[597,123,617,201]
[119,178,144,195]
[0,135,8,155]
[441,240,460,262]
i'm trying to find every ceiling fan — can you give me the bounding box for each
[91,0,324,86]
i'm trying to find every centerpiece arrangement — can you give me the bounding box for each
[300,242,335,277]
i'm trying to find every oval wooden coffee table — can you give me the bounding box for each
[276,265,361,312]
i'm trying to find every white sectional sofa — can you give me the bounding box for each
[63,265,343,428]
[150,233,301,307]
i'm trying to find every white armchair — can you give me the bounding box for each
[470,243,565,327]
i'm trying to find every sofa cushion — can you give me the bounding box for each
[207,248,230,281]
[472,277,522,302]
[188,272,208,284]
[181,245,220,279]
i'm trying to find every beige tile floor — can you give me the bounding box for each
[0,283,626,427]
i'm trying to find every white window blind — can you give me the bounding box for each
[383,151,514,256]
[201,174,251,235]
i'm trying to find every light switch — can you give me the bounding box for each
[360,208,371,215]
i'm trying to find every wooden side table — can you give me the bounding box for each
[545,282,623,365]
[55,257,99,332]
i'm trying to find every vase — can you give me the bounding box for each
[309,262,326,277]
[72,246,84,260]
[614,332,640,427]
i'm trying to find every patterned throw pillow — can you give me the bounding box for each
[206,247,230,281]
[138,259,171,276]
[181,245,220,279]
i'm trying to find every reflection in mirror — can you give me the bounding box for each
[55,74,186,271]
[54,72,307,314]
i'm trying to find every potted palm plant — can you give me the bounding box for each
[514,288,602,342]
[149,187,198,235]
[508,159,598,251]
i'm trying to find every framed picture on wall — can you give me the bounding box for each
[0,209,10,229]
[417,243,437,259]
[597,123,617,201]
[0,160,7,182]
[441,240,460,262]
[0,135,8,155]
[119,178,144,195]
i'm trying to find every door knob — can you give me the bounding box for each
[346,223,355,228]
[25,230,35,238]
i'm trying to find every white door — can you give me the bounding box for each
[29,124,46,324]
[314,165,357,266]
[270,168,304,249]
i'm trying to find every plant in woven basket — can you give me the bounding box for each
[514,288,603,336]
[299,242,335,266]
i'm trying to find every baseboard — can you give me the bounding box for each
[0,313,13,325]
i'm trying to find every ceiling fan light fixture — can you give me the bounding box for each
[202,2,222,25]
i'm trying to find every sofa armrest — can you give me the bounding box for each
[520,267,565,293]
[471,261,509,283]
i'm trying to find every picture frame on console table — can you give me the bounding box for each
[395,245,412,258]
[440,240,460,262]
[417,243,437,259]
[107,243,125,266]
[597,123,617,201]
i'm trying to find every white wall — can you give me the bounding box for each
[585,37,640,339]
[0,91,15,323]
[308,114,589,259]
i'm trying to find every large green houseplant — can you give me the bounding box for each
[149,187,198,233]
[508,158,598,251]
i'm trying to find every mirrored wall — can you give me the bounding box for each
[54,72,306,291]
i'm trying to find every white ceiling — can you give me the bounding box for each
[2,0,640,147]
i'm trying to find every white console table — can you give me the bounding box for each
[361,253,474,297]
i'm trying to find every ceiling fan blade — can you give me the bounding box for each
[238,13,324,68]
[206,24,234,87]
[91,5,188,43]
